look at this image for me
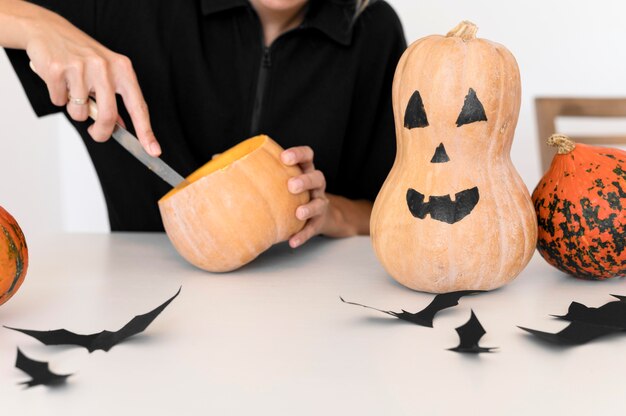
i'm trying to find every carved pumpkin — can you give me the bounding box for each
[532,134,626,280]
[0,205,28,306]
[370,21,537,293]
[158,135,309,272]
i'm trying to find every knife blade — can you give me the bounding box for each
[88,100,189,188]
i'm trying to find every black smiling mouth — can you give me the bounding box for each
[406,187,480,224]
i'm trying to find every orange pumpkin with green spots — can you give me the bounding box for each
[532,134,626,280]
[0,205,28,306]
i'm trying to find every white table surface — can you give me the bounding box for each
[1,233,625,416]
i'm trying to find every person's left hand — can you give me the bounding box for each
[281,146,329,248]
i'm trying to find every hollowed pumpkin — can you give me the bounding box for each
[532,134,626,280]
[158,135,309,272]
[0,205,28,306]
[370,21,537,293]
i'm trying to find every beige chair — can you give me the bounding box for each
[535,97,626,172]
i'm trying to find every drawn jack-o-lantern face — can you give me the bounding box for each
[403,88,487,224]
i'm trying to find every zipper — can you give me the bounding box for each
[249,46,271,136]
[248,2,306,136]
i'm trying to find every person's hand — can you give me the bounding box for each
[25,9,160,156]
[281,146,330,248]
[280,146,374,247]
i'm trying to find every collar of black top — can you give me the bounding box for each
[199,0,357,46]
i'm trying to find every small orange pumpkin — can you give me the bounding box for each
[0,205,28,306]
[532,134,626,280]
[370,21,537,293]
[158,135,309,272]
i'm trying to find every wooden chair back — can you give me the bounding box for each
[535,97,626,172]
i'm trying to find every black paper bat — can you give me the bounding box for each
[519,294,626,345]
[518,321,622,345]
[15,348,72,388]
[611,294,626,302]
[552,296,626,329]
[340,290,484,327]
[5,287,181,352]
[448,310,496,353]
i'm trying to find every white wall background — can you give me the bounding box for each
[2,0,626,234]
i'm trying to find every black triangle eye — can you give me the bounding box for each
[456,88,487,127]
[404,90,429,129]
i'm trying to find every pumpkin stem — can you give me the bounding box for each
[446,21,478,41]
[547,134,576,154]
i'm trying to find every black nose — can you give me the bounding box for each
[430,143,450,163]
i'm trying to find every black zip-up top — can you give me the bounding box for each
[6,0,407,231]
[250,46,272,136]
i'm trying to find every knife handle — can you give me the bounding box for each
[88,99,99,121]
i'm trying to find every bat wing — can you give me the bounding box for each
[448,310,496,353]
[90,286,182,352]
[413,290,485,327]
[339,297,421,325]
[15,348,71,388]
[341,291,484,328]
[339,297,396,318]
[518,320,621,345]
[552,300,626,330]
[5,326,99,349]
[5,286,181,353]
[340,296,423,326]
[594,300,626,329]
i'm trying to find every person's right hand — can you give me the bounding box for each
[25,10,161,156]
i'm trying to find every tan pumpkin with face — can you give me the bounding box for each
[371,21,537,293]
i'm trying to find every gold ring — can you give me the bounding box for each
[68,94,88,106]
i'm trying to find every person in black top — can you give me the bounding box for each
[0,0,406,248]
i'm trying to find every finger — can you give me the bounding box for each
[116,114,126,129]
[65,62,89,121]
[288,170,325,194]
[47,77,69,107]
[295,197,328,221]
[66,85,89,121]
[289,217,323,248]
[114,55,160,156]
[281,146,314,171]
[43,62,69,107]
[87,77,117,143]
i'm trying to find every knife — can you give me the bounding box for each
[26,61,187,188]
[88,99,189,188]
